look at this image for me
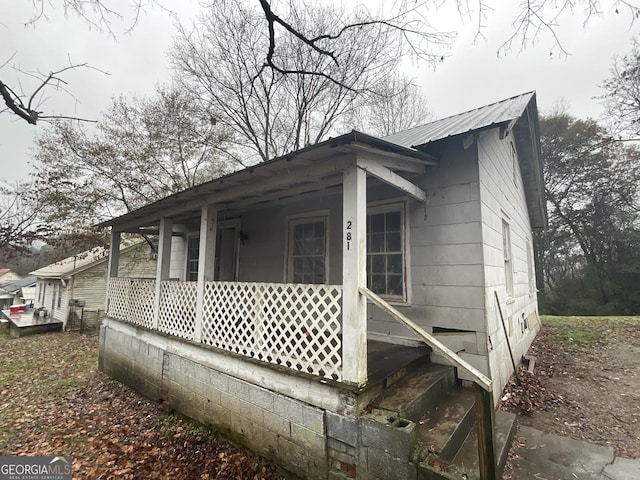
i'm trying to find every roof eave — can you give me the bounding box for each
[95,131,438,230]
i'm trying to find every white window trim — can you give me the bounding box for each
[216,219,241,282]
[527,238,536,297]
[284,211,330,284]
[366,201,410,304]
[502,219,514,300]
[185,232,200,282]
[510,139,519,188]
[184,219,242,282]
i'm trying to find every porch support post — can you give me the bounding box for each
[195,204,217,343]
[106,229,121,313]
[342,162,367,386]
[107,229,121,279]
[153,217,173,330]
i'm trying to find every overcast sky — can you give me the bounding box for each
[1,1,637,184]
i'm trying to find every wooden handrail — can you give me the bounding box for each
[359,286,492,392]
[360,286,497,480]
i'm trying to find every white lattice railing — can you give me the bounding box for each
[158,280,197,340]
[202,282,343,381]
[107,278,343,381]
[107,278,155,328]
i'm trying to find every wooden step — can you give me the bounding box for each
[368,363,455,422]
[416,386,476,462]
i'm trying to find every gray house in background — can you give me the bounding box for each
[31,243,157,330]
[97,92,545,479]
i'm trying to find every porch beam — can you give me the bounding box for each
[153,217,173,330]
[351,143,438,166]
[195,204,217,343]
[342,163,368,386]
[358,157,427,203]
[352,148,432,173]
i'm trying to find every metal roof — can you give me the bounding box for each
[383,92,536,148]
[30,247,110,278]
[0,275,37,293]
[96,92,545,231]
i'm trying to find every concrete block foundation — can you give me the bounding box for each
[99,319,425,480]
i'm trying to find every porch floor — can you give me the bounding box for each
[1,310,63,338]
[367,340,431,385]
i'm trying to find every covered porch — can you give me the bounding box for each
[103,132,437,387]
[99,130,500,480]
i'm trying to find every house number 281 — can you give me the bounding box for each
[346,221,352,250]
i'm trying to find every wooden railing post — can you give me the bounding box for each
[342,163,367,386]
[474,384,497,480]
[195,204,217,343]
[153,217,173,330]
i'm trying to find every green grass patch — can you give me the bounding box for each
[540,315,640,349]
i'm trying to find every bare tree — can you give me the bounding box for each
[172,0,446,162]
[32,84,234,228]
[4,0,639,126]
[350,74,433,137]
[601,37,640,137]
[1,0,168,125]
[0,182,54,262]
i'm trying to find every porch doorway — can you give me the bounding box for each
[215,222,239,281]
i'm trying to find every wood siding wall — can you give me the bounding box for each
[366,139,486,343]
[36,244,157,329]
[477,128,540,401]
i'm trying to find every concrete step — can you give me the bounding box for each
[367,364,455,422]
[358,344,432,411]
[415,386,476,462]
[452,409,517,476]
[417,409,517,480]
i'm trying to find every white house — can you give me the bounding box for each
[31,242,157,330]
[97,92,545,480]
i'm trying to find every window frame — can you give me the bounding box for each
[527,237,535,296]
[502,219,514,298]
[285,212,329,284]
[366,201,409,303]
[185,234,200,282]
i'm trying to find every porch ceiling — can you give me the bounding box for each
[97,131,438,232]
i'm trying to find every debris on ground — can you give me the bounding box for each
[0,332,285,479]
[498,367,567,417]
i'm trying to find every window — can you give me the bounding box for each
[511,141,518,187]
[288,217,327,284]
[527,239,535,295]
[57,284,62,308]
[186,236,200,281]
[502,220,513,297]
[367,205,405,299]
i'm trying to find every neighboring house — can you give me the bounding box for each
[31,243,157,330]
[0,275,37,310]
[97,92,545,479]
[0,269,21,286]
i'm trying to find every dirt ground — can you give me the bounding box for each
[0,330,285,479]
[2,317,638,479]
[499,316,640,473]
